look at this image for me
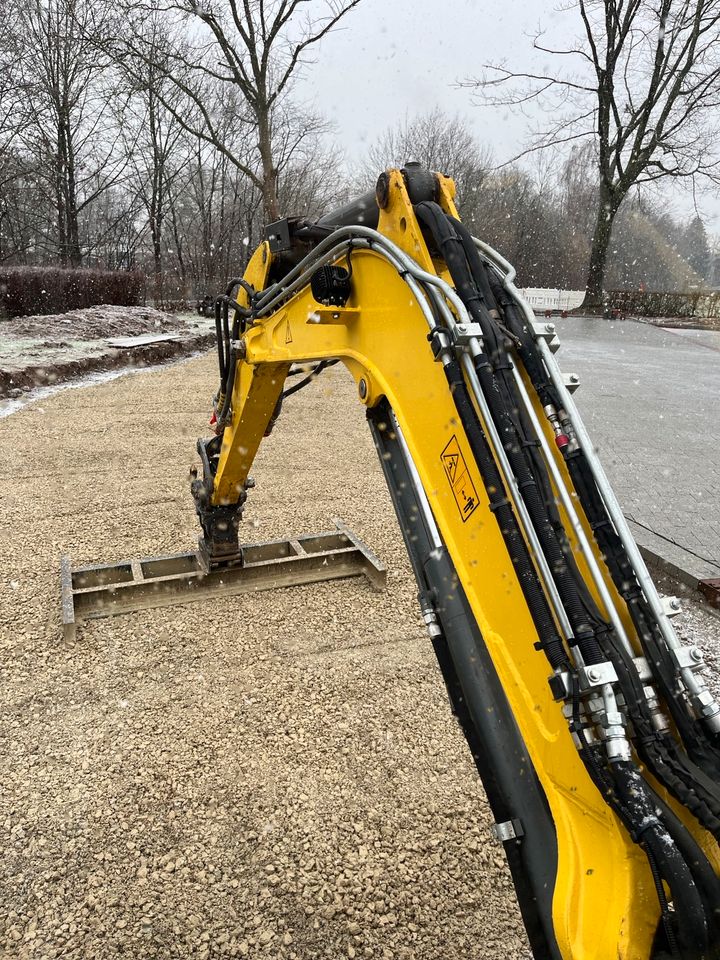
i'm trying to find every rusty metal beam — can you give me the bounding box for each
[60,519,386,641]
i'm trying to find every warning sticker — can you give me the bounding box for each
[285,319,293,343]
[441,435,479,522]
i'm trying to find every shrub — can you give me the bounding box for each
[607,289,720,318]
[0,267,145,318]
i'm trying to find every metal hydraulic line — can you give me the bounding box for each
[472,234,720,737]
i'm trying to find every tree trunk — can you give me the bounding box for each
[167,189,186,288]
[150,183,164,306]
[584,183,621,309]
[61,110,82,267]
[261,169,279,223]
[257,111,279,223]
[56,123,69,266]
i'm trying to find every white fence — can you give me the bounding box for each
[520,288,585,312]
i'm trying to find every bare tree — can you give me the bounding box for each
[116,14,189,304]
[363,109,491,207]
[0,30,24,159]
[101,0,362,222]
[466,1,720,306]
[7,0,129,267]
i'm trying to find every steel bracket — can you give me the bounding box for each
[530,320,562,353]
[452,322,484,346]
[579,661,618,690]
[491,819,524,843]
[671,645,705,672]
[660,595,682,617]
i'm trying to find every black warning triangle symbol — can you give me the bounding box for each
[443,453,459,482]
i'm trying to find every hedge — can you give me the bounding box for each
[0,267,145,319]
[607,289,720,319]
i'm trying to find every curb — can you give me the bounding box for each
[627,518,720,599]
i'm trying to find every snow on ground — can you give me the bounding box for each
[1,304,214,401]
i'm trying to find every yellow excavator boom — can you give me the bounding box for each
[188,165,720,960]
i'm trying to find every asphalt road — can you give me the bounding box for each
[555,316,720,582]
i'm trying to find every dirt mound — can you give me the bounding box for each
[3,304,181,340]
[0,304,214,401]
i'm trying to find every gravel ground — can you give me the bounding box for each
[2,353,718,959]
[1,355,530,960]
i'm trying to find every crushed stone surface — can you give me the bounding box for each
[2,354,718,959]
[0,355,533,959]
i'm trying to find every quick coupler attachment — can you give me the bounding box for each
[190,436,253,571]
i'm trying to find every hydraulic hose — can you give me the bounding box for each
[613,760,709,957]
[214,296,227,387]
[415,201,606,665]
[412,201,716,953]
[441,357,569,672]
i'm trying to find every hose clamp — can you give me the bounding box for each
[452,322,484,347]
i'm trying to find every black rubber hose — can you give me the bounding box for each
[225,276,255,300]
[645,846,680,958]
[281,359,339,399]
[214,296,226,387]
[654,792,720,946]
[441,358,569,671]
[613,760,710,957]
[415,201,606,664]
[222,297,231,355]
[483,267,562,411]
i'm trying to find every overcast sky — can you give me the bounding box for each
[297,0,720,231]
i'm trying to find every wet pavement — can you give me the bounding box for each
[555,316,720,582]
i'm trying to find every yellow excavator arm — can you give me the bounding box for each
[190,165,720,960]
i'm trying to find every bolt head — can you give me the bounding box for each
[691,647,703,663]
[546,323,555,333]
[358,378,368,400]
[587,668,600,683]
[457,324,467,333]
[569,373,579,383]
[670,598,681,610]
